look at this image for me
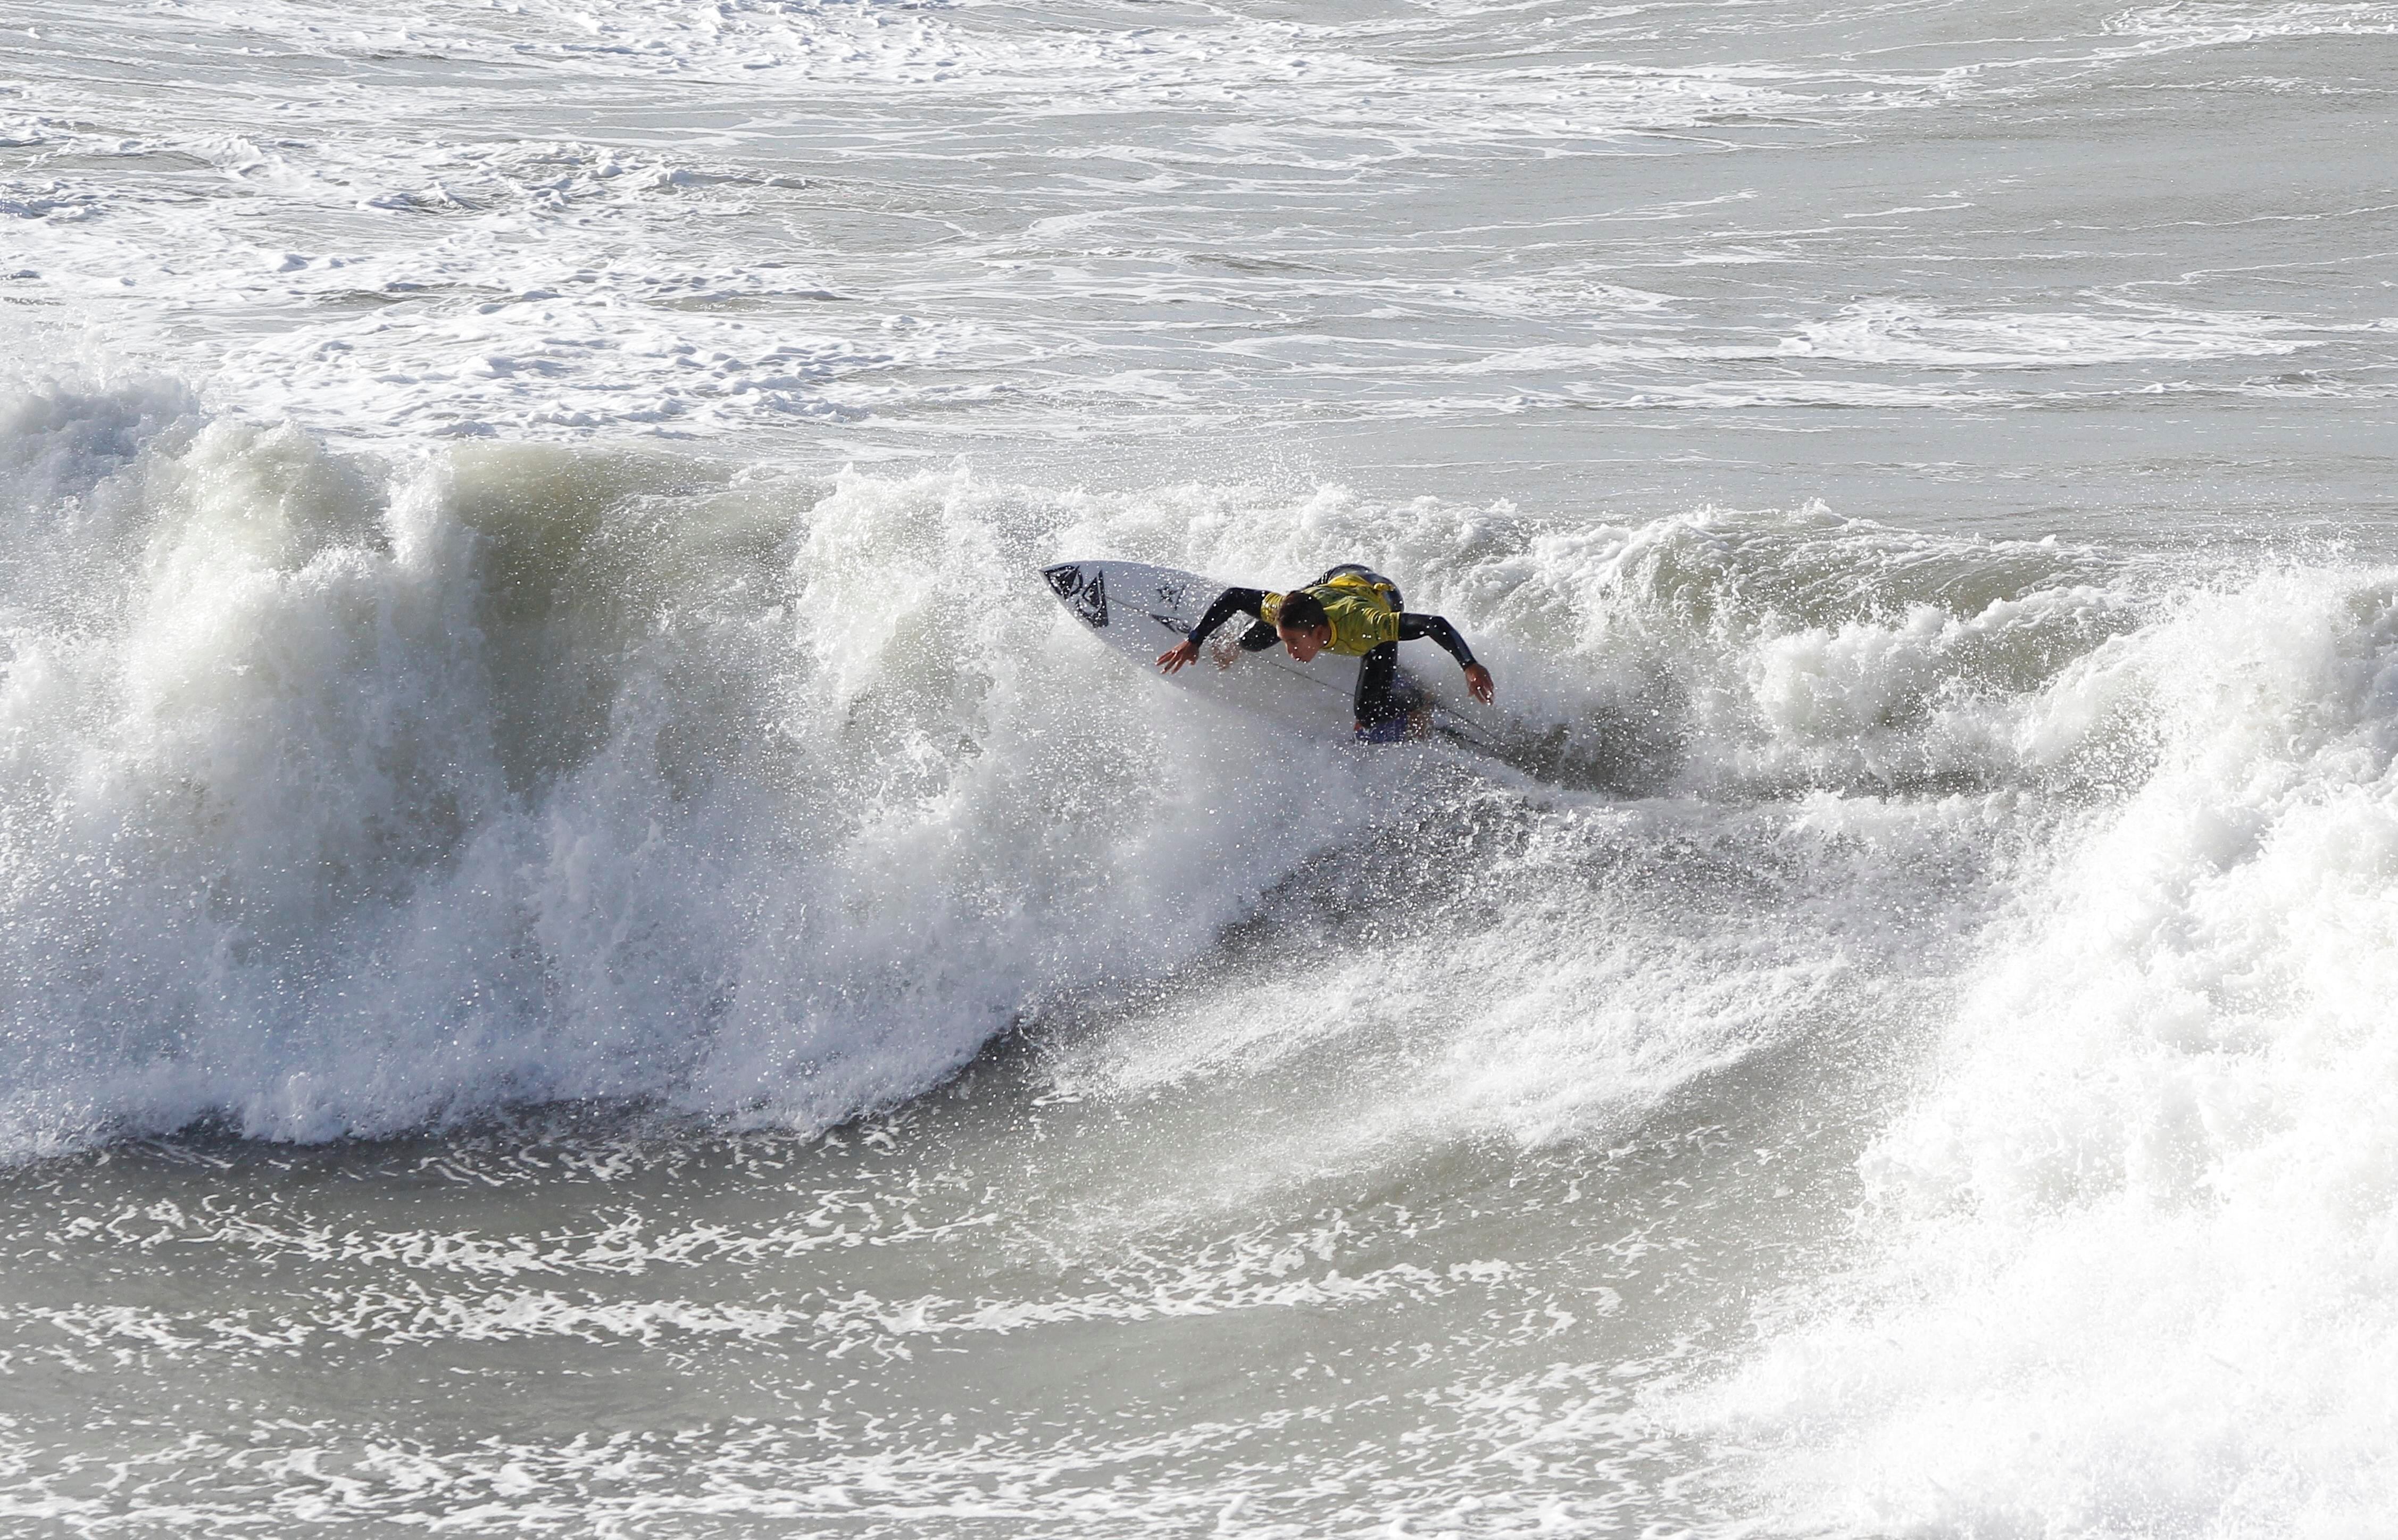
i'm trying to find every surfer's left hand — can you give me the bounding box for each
[1156,639,1200,674]
[1464,663,1495,704]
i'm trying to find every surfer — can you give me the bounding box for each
[1155,564,1495,742]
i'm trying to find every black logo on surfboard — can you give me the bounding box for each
[1044,563,1109,628]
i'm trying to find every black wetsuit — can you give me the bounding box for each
[1184,578,1479,736]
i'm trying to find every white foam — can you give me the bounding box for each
[1779,298,2319,369]
[1694,566,2398,1534]
[2,398,1537,1156]
[2105,0,2398,50]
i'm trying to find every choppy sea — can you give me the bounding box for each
[3,1,2395,1533]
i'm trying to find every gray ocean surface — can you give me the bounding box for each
[2,0,2395,1533]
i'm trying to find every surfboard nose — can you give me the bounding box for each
[1043,562,1109,627]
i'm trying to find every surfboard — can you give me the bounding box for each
[1040,560,1501,752]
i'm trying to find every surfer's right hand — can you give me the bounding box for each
[1156,639,1200,674]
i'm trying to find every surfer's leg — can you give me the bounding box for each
[1354,643,1416,743]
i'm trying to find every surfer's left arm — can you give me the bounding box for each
[1400,613,1495,703]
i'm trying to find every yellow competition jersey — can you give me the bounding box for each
[1258,571,1403,656]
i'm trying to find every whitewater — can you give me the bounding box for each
[2,0,2395,1534]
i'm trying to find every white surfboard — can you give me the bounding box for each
[1041,560,1500,752]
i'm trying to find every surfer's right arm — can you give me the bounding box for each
[1157,587,1274,673]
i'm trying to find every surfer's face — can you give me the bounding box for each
[1278,622,1330,662]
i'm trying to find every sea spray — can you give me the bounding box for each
[0,399,1425,1154]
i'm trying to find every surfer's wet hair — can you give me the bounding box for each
[1277,592,1329,631]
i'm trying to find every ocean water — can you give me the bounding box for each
[2,0,2395,1533]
